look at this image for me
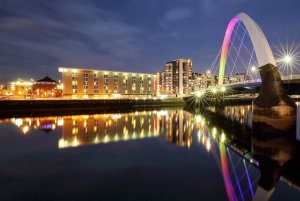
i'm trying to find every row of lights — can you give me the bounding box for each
[195,86,227,98]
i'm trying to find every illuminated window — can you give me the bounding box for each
[72,120,78,135]
[83,73,89,94]
[140,77,144,93]
[132,76,136,92]
[72,73,78,94]
[114,75,118,92]
[104,74,109,93]
[123,76,128,93]
[94,120,98,133]
[94,74,99,94]
[148,77,151,92]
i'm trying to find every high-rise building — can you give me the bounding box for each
[59,67,156,99]
[191,71,217,91]
[230,73,248,83]
[157,59,192,96]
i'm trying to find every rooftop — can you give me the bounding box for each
[58,67,155,76]
[36,76,58,83]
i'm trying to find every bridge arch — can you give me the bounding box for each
[218,13,276,85]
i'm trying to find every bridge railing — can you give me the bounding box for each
[222,79,262,87]
[222,74,300,87]
[282,74,300,80]
[196,74,300,93]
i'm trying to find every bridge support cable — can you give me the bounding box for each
[229,25,249,78]
[218,13,279,85]
[233,33,258,75]
[242,171,260,198]
[243,159,255,198]
[226,147,245,201]
[225,22,243,77]
[231,157,242,175]
[212,141,223,171]
[209,47,222,76]
[228,34,254,78]
[211,21,242,77]
[245,48,256,80]
[220,143,238,201]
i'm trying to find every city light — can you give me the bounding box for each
[274,39,300,77]
[250,66,256,72]
[195,91,203,98]
[212,87,217,94]
[206,139,211,151]
[220,132,226,143]
[283,55,293,64]
[277,53,295,68]
[212,127,217,139]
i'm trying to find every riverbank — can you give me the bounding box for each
[0,98,185,118]
[1,96,299,119]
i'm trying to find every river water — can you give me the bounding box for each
[0,105,299,201]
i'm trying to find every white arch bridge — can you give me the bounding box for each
[192,13,300,99]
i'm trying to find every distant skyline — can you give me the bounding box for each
[1,0,300,82]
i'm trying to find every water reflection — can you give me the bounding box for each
[6,111,243,153]
[206,103,300,201]
[297,102,300,141]
[59,112,162,148]
[1,107,300,201]
[6,112,162,148]
[208,105,253,128]
[6,111,195,149]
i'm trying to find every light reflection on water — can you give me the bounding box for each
[0,107,299,201]
[297,102,300,141]
[215,102,300,142]
[4,110,250,152]
[5,111,193,149]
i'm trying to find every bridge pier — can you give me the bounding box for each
[253,63,296,135]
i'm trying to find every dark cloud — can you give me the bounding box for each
[0,0,300,81]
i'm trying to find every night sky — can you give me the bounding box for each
[1,0,300,82]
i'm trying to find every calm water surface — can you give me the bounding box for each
[0,105,299,201]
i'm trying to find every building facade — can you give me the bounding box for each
[0,83,6,90]
[59,67,156,99]
[8,79,34,97]
[157,59,192,96]
[230,73,248,83]
[191,71,219,92]
[31,76,62,98]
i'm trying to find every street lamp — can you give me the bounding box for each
[282,55,293,64]
[195,91,203,98]
[211,87,217,94]
[250,66,256,73]
[280,54,294,79]
[274,40,300,79]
